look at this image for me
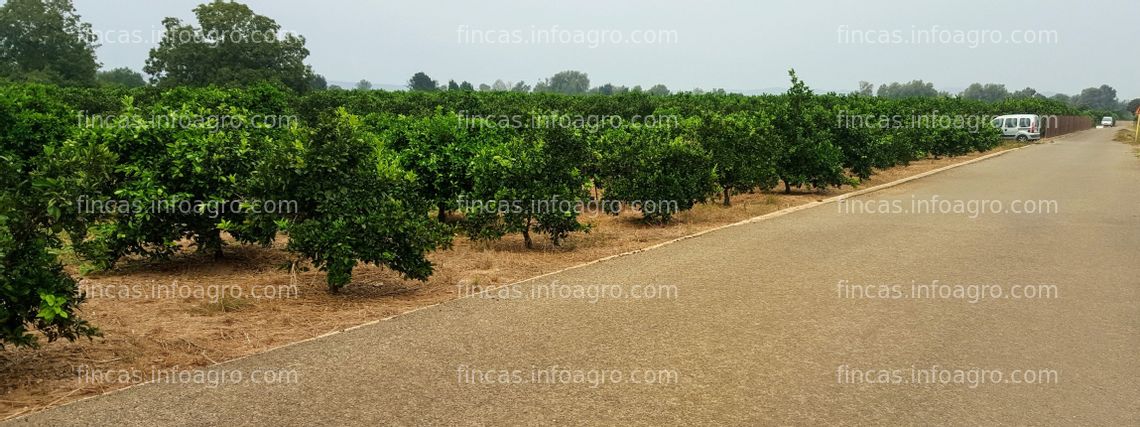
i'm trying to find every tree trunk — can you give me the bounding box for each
[208,229,224,260]
[784,181,792,194]
[522,217,533,249]
[722,186,732,206]
[437,204,447,222]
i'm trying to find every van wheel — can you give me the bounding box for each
[1016,135,1028,142]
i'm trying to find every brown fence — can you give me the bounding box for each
[1042,115,1092,138]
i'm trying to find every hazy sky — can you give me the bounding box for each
[74,0,1138,98]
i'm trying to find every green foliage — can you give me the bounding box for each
[534,70,590,95]
[0,84,103,348]
[595,120,717,223]
[828,99,884,180]
[775,70,852,193]
[67,89,284,268]
[960,83,1010,103]
[259,109,452,291]
[464,116,591,247]
[1125,99,1140,115]
[1010,87,1042,99]
[0,76,1098,310]
[96,67,146,88]
[384,109,479,220]
[0,0,98,86]
[1072,84,1120,111]
[308,73,327,91]
[646,84,670,96]
[143,0,316,92]
[697,111,779,205]
[407,72,438,92]
[876,80,939,99]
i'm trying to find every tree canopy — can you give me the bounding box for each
[95,67,146,88]
[876,80,939,99]
[143,0,316,92]
[0,0,99,86]
[960,83,1010,102]
[1073,85,1119,111]
[535,70,590,94]
[407,72,438,91]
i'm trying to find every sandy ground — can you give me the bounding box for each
[0,140,1032,419]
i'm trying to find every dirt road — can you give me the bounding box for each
[10,127,1139,425]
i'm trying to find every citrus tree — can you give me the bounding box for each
[595,119,717,223]
[257,108,452,291]
[774,70,852,193]
[463,115,591,248]
[0,84,106,348]
[697,111,779,205]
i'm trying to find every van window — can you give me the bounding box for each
[1005,118,1017,128]
[991,118,1002,128]
[1019,118,1030,127]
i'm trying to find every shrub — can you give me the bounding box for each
[697,111,779,205]
[595,120,717,223]
[0,84,104,348]
[774,71,853,193]
[258,108,452,291]
[463,115,592,248]
[69,93,278,267]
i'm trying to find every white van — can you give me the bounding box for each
[1101,117,1115,127]
[991,114,1043,141]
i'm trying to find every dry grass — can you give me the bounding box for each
[1113,125,1137,144]
[0,140,1033,419]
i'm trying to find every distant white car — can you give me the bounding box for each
[991,114,1043,141]
[1101,117,1115,127]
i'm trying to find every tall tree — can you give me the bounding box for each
[459,81,474,91]
[536,70,589,94]
[1126,98,1140,114]
[857,81,874,96]
[646,84,670,96]
[447,79,460,91]
[510,81,530,92]
[95,67,146,88]
[960,83,1010,102]
[1049,93,1072,105]
[0,0,99,86]
[876,80,939,99]
[1073,85,1119,110]
[355,79,372,90]
[1010,87,1041,99]
[144,0,316,92]
[407,71,439,91]
[592,83,627,95]
[775,69,850,193]
[308,73,327,91]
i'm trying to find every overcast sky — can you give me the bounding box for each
[75,0,1138,98]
